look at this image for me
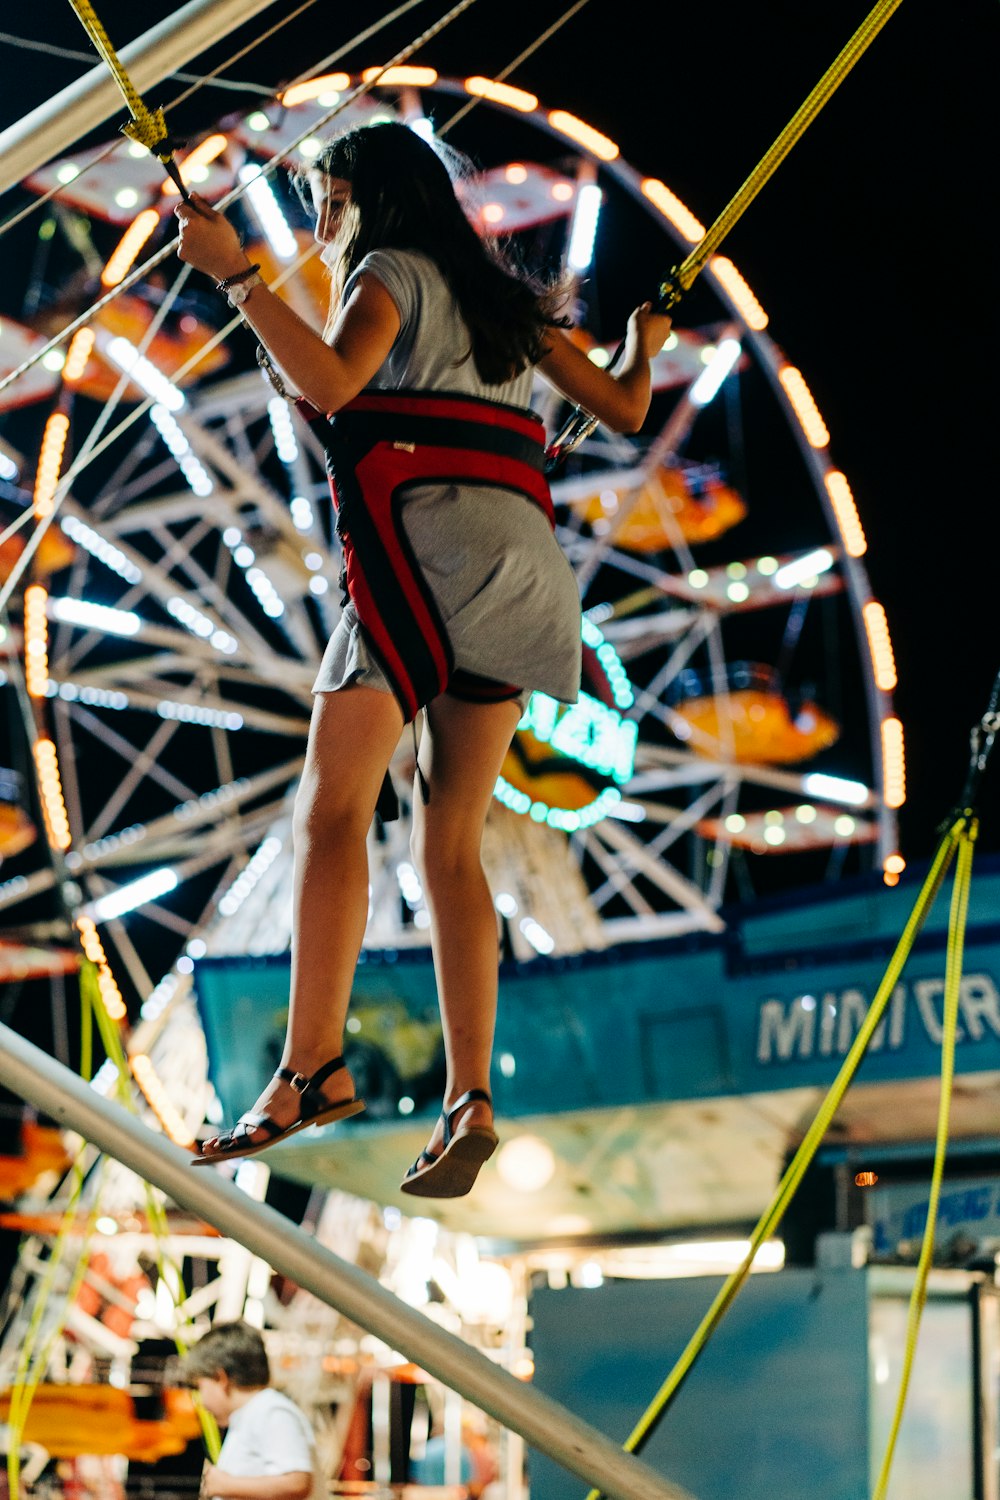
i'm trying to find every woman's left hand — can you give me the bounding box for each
[174,193,250,284]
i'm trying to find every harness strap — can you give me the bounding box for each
[299,389,553,723]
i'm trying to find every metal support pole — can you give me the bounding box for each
[0,1023,696,1500]
[0,0,283,196]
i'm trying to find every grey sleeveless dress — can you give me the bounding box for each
[311,248,582,706]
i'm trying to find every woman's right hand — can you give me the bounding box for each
[627,300,673,363]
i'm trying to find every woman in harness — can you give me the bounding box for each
[175,120,671,1196]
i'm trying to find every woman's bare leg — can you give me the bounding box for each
[202,685,404,1149]
[409,693,523,1152]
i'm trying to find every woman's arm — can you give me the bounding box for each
[174,195,399,413]
[537,302,672,434]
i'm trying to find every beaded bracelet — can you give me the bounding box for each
[216,262,261,292]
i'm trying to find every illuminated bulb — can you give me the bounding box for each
[566,182,602,272]
[33,412,70,519]
[803,772,869,807]
[464,77,537,111]
[90,868,179,922]
[862,600,897,690]
[362,65,437,85]
[640,178,705,242]
[778,366,830,447]
[239,165,297,259]
[547,111,619,161]
[63,326,96,381]
[881,716,906,809]
[505,163,528,183]
[279,73,351,107]
[32,736,70,849]
[774,548,834,591]
[496,1134,555,1192]
[161,134,228,197]
[709,255,768,330]
[824,470,867,557]
[689,338,742,406]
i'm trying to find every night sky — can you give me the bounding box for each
[1,0,998,867]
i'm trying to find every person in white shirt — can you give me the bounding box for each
[179,1320,324,1500]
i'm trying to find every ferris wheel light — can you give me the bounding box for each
[802,772,870,807]
[32,736,70,850]
[567,183,603,272]
[548,111,619,161]
[862,600,897,690]
[640,178,705,242]
[105,336,184,410]
[465,77,537,111]
[61,514,143,584]
[279,73,351,107]
[63,326,96,382]
[778,365,830,447]
[89,868,179,923]
[774,548,834,590]
[824,470,867,556]
[363,65,438,86]
[50,597,141,637]
[161,133,229,196]
[881,716,906,809]
[23,583,49,697]
[689,338,742,406]
[708,256,769,330]
[33,411,70,519]
[239,165,297,260]
[150,405,214,496]
[605,799,645,823]
[101,210,160,287]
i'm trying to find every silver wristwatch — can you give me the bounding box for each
[225,271,264,307]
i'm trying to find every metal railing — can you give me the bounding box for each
[0,1022,696,1500]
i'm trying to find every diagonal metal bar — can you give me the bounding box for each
[0,1024,696,1500]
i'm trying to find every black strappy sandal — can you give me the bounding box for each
[191,1056,365,1166]
[399,1089,498,1199]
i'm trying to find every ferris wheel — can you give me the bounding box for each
[0,68,905,1006]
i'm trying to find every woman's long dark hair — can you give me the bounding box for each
[293,121,570,385]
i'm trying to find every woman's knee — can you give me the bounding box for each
[414,822,485,898]
[294,770,370,847]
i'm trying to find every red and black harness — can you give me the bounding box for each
[298,389,555,723]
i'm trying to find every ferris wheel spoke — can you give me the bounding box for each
[65,701,199,806]
[576,827,656,917]
[591,815,726,931]
[82,716,188,845]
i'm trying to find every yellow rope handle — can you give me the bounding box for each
[65,0,184,190]
[871,817,976,1500]
[666,0,907,302]
[584,811,967,1500]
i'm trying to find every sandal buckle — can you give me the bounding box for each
[286,1071,310,1094]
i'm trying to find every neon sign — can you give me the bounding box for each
[493,617,637,831]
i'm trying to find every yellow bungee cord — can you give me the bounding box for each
[64,0,193,200]
[584,675,1000,1500]
[547,0,906,468]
